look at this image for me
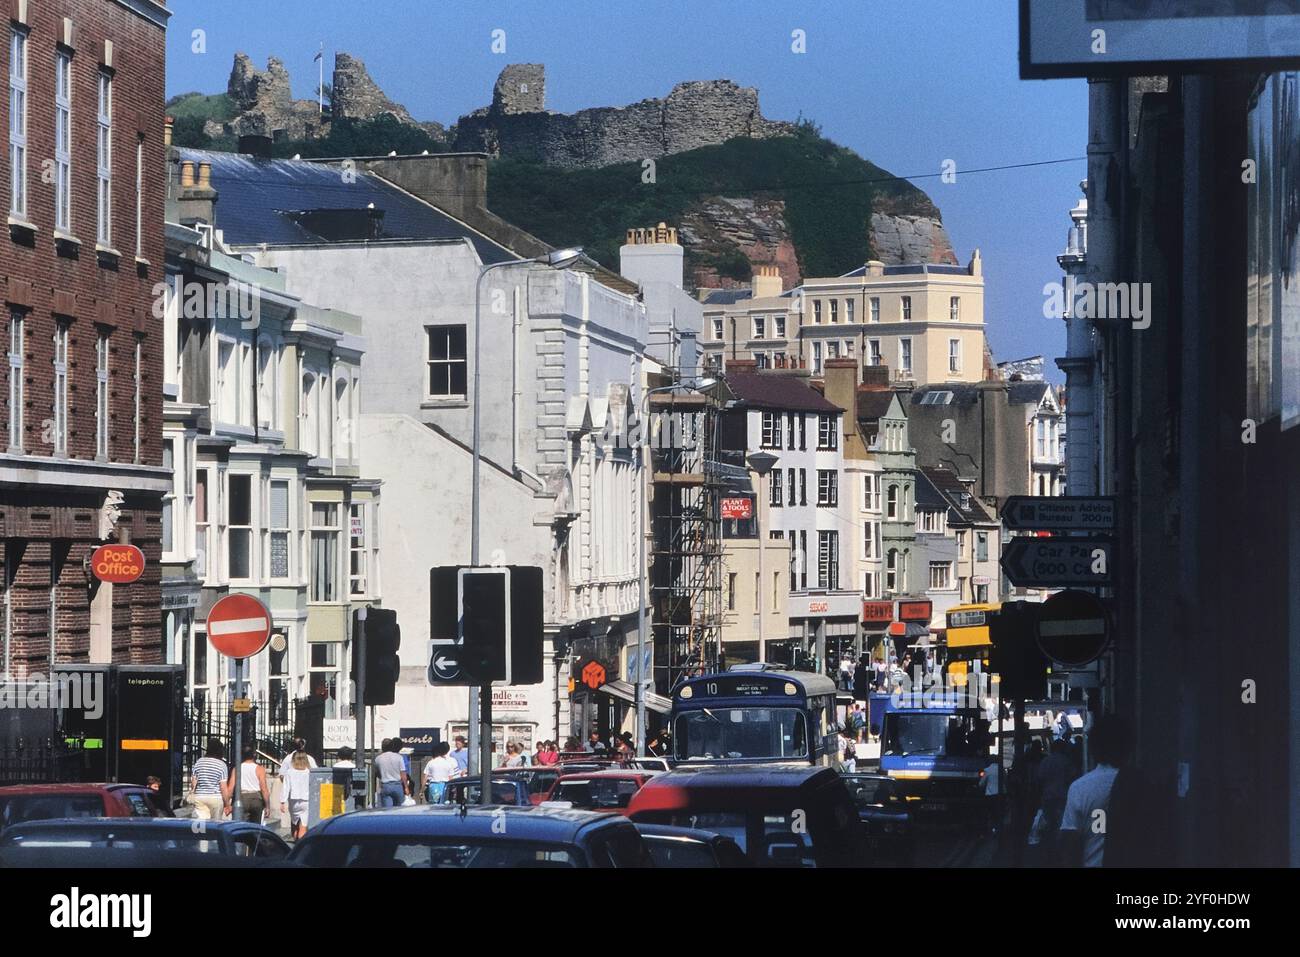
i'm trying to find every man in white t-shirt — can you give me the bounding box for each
[1058,716,1125,867]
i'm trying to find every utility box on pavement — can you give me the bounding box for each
[307,765,352,829]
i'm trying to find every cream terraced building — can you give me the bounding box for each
[701,252,988,386]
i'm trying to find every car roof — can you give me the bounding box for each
[629,764,837,807]
[555,770,659,781]
[1,817,265,833]
[308,804,627,841]
[0,783,143,795]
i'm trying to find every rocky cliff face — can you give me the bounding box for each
[453,67,796,169]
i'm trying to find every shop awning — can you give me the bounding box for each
[888,621,930,639]
[601,679,672,714]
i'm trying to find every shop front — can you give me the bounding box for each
[788,592,865,677]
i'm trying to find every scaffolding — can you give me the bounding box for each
[647,388,726,693]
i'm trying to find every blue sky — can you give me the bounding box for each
[166,0,1087,378]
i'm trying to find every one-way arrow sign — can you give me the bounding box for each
[1001,537,1112,588]
[428,645,463,684]
[1002,495,1116,532]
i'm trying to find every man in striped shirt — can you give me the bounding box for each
[190,739,231,820]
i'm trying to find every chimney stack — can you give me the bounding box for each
[620,222,685,291]
[751,264,783,299]
[176,159,218,227]
[860,364,891,391]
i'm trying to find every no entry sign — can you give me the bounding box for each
[207,593,272,659]
[1035,589,1110,668]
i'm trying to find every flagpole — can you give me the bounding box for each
[318,43,324,114]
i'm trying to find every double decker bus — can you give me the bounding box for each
[669,669,840,766]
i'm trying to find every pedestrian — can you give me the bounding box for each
[333,746,356,769]
[586,731,607,754]
[837,727,857,772]
[279,737,317,778]
[849,703,866,742]
[533,741,547,765]
[374,737,410,808]
[145,776,161,793]
[1058,716,1125,867]
[422,742,456,804]
[873,657,887,691]
[1031,737,1074,863]
[538,741,559,766]
[188,739,230,821]
[839,654,854,691]
[280,751,312,840]
[853,657,870,701]
[228,745,271,824]
[450,736,469,776]
[503,742,525,768]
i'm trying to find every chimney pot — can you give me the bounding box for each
[164,116,174,148]
[179,161,197,188]
[197,162,212,189]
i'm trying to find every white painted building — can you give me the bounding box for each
[176,148,650,750]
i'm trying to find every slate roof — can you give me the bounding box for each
[176,148,515,263]
[856,389,896,422]
[919,465,995,525]
[700,288,754,306]
[725,372,843,414]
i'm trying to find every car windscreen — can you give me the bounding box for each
[635,811,748,852]
[1,826,227,853]
[0,795,105,828]
[675,707,808,760]
[444,783,523,804]
[292,836,580,868]
[554,778,641,809]
[846,779,899,807]
[644,837,717,868]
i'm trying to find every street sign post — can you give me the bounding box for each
[1035,589,1111,668]
[1002,495,1116,532]
[1001,537,1113,588]
[206,594,272,820]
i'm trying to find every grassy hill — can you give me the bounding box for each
[485,124,940,280]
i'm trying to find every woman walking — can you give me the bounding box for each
[189,739,230,821]
[280,751,312,840]
[228,746,271,824]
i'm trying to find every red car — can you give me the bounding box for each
[545,769,661,815]
[0,783,171,831]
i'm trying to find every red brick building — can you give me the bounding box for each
[0,0,169,675]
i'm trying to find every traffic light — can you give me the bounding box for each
[990,600,1050,700]
[352,607,401,706]
[461,569,508,684]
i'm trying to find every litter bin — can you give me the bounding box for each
[307,765,354,830]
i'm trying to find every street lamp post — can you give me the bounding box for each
[469,247,582,799]
[636,378,715,756]
[746,452,779,665]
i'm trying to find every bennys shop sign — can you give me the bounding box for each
[89,544,145,584]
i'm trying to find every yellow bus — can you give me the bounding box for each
[944,602,1001,686]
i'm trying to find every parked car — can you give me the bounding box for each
[0,817,289,860]
[492,766,565,805]
[547,769,660,814]
[0,783,170,832]
[840,772,914,864]
[443,778,531,806]
[288,804,654,868]
[633,823,749,867]
[627,765,869,867]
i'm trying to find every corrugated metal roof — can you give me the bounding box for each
[177,148,515,263]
